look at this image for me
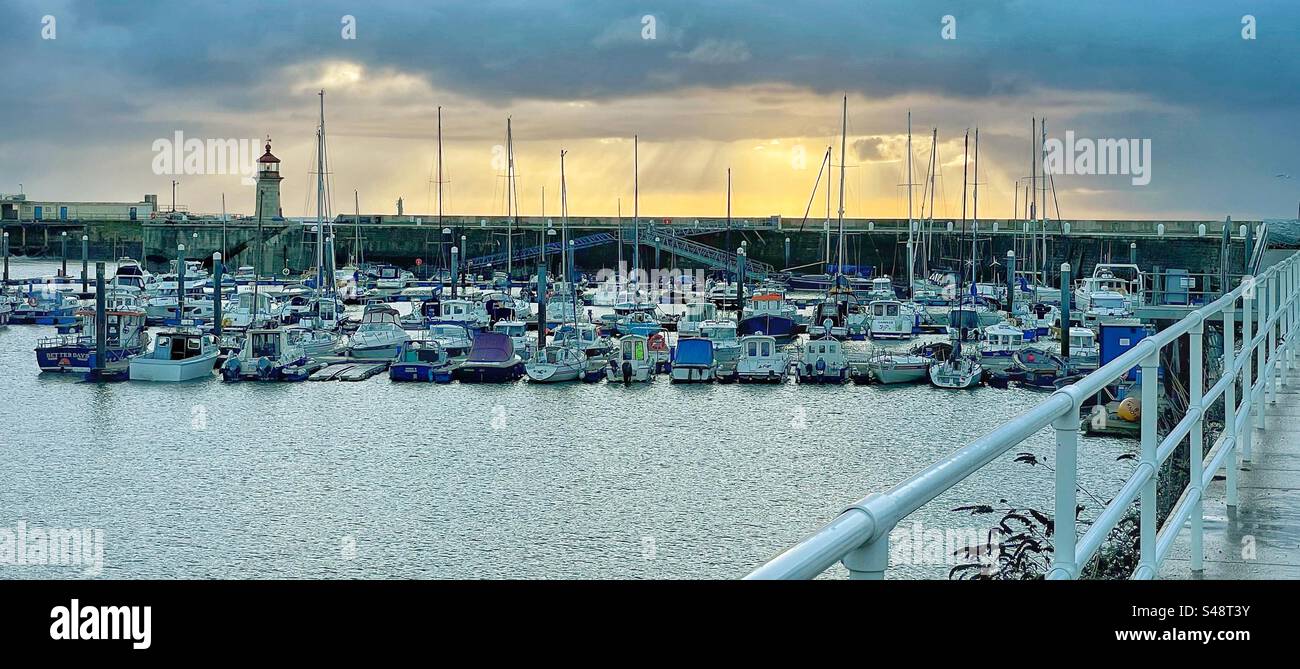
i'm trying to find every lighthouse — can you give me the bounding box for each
[255,137,283,221]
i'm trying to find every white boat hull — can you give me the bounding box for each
[129,351,218,382]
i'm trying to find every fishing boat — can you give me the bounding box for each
[431,298,491,332]
[428,323,474,359]
[525,343,585,383]
[737,292,799,343]
[698,319,741,369]
[678,301,717,337]
[796,334,849,384]
[736,334,787,383]
[35,302,149,372]
[453,331,524,382]
[866,299,916,339]
[977,323,1030,369]
[388,339,454,383]
[865,351,929,384]
[349,304,409,360]
[863,276,896,301]
[128,329,218,382]
[219,328,311,381]
[928,354,983,389]
[605,334,656,383]
[670,337,717,383]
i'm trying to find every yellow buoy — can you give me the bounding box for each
[1117,397,1141,422]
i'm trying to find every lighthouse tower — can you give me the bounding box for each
[255,137,283,221]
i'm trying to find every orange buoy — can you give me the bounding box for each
[1117,397,1141,422]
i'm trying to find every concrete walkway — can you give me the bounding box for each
[1160,383,1300,578]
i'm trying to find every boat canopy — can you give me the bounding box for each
[466,331,515,362]
[675,338,715,366]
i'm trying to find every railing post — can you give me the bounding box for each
[1268,271,1278,403]
[1188,317,1205,572]
[841,530,891,580]
[1138,349,1159,576]
[1256,275,1268,427]
[1050,407,1080,579]
[1224,295,1239,509]
[1242,275,1255,462]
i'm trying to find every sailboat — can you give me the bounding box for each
[526,149,589,383]
[808,95,867,341]
[929,128,984,389]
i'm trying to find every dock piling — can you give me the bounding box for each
[94,262,106,372]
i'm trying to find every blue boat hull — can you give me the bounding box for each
[36,344,140,372]
[389,363,454,383]
[737,315,797,342]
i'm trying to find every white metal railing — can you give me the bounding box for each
[747,250,1300,580]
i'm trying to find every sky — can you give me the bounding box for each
[0,0,1297,221]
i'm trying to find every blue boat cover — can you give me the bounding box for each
[467,331,515,362]
[674,338,714,366]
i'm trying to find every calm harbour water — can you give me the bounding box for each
[1,259,1133,579]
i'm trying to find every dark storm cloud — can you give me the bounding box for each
[3,0,1296,111]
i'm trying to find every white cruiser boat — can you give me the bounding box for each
[349,304,409,359]
[796,335,849,384]
[678,301,717,337]
[605,334,656,383]
[1074,264,1143,326]
[866,351,929,384]
[928,355,983,389]
[525,343,585,383]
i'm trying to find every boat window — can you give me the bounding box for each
[760,341,771,356]
[747,341,758,356]
[634,340,645,360]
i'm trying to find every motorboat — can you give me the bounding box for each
[605,334,656,383]
[977,323,1031,369]
[670,337,717,383]
[223,291,278,330]
[9,289,80,325]
[1074,264,1143,326]
[678,301,717,337]
[796,335,848,384]
[220,328,311,381]
[286,326,346,357]
[865,351,929,384]
[492,320,530,359]
[428,323,474,359]
[388,339,455,383]
[698,320,741,369]
[617,310,662,337]
[128,329,218,382]
[452,331,524,383]
[863,276,896,301]
[430,298,491,332]
[866,299,916,339]
[736,334,787,383]
[349,304,410,360]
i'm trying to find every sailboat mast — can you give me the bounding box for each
[726,167,732,285]
[316,90,326,295]
[354,190,361,266]
[906,111,914,296]
[927,128,937,276]
[560,148,572,323]
[959,129,969,295]
[836,95,847,273]
[505,117,515,278]
[437,106,443,230]
[633,135,640,281]
[824,146,832,266]
[972,128,979,286]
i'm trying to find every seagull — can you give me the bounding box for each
[1276,173,1292,180]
